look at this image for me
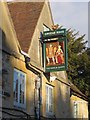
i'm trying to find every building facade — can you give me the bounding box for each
[0,1,88,119]
[70,82,88,119]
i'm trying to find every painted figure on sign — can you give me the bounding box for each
[46,44,55,65]
[55,45,64,64]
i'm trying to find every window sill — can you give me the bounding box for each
[14,103,26,110]
[46,112,55,118]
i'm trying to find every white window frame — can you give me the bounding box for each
[46,84,54,116]
[73,101,78,118]
[13,68,26,108]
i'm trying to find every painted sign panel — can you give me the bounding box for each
[42,29,67,72]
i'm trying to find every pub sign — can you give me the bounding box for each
[41,29,68,72]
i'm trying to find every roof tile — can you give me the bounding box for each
[8,2,44,53]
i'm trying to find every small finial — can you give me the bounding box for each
[52,24,59,30]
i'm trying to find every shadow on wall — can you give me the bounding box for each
[1,29,40,119]
[54,80,73,118]
[1,29,75,119]
[42,72,74,119]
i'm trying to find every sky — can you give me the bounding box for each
[50,1,89,47]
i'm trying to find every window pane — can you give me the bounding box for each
[74,102,78,118]
[22,75,25,104]
[49,104,53,113]
[19,73,25,104]
[46,86,48,112]
[46,85,53,114]
[49,87,53,113]
[13,71,18,102]
[19,74,22,103]
[13,69,26,108]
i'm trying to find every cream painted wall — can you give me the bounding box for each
[2,50,39,116]
[41,74,71,118]
[1,1,72,119]
[0,2,23,59]
[28,2,53,66]
[70,95,88,119]
[28,2,71,118]
[28,1,68,83]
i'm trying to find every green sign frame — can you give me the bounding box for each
[42,29,66,39]
[42,29,68,73]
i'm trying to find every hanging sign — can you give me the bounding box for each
[41,29,68,72]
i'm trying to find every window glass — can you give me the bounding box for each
[13,71,18,103]
[73,102,78,118]
[46,84,53,115]
[13,69,26,108]
[46,86,48,112]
